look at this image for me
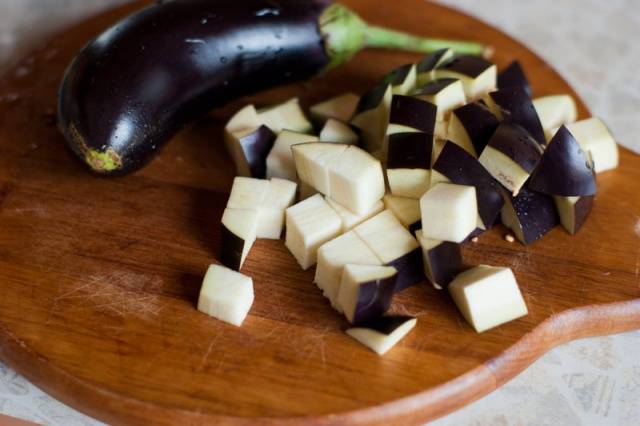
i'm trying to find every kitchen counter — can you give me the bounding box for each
[0,1,638,425]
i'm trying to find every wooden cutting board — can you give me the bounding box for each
[0,1,638,425]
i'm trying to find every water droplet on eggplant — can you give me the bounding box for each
[220,56,228,64]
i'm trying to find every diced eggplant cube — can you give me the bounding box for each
[384,195,422,234]
[198,265,254,327]
[447,101,500,157]
[315,231,383,311]
[266,131,318,181]
[291,142,349,196]
[420,183,478,243]
[224,125,276,178]
[497,61,532,97]
[415,230,464,290]
[325,197,384,233]
[434,55,497,99]
[382,63,418,95]
[387,95,437,135]
[387,169,431,200]
[338,265,397,325]
[328,146,386,215]
[225,104,261,134]
[433,142,504,229]
[285,194,342,270]
[226,176,269,210]
[414,78,466,121]
[449,265,527,333]
[533,95,577,135]
[479,123,542,196]
[488,87,546,146]
[554,195,594,235]
[501,187,559,245]
[350,83,393,154]
[386,132,433,199]
[529,126,596,197]
[221,208,259,271]
[319,118,359,144]
[258,98,313,134]
[416,48,454,86]
[557,118,619,173]
[354,211,425,292]
[257,178,297,239]
[346,315,417,355]
[310,93,360,126]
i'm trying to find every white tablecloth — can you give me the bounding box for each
[0,1,638,425]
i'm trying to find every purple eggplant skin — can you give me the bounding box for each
[424,241,463,289]
[451,101,500,155]
[387,132,433,169]
[416,48,453,74]
[351,273,397,326]
[220,224,246,271]
[568,196,594,235]
[415,78,459,96]
[529,126,597,197]
[383,63,414,86]
[489,123,543,174]
[503,187,559,245]
[238,125,276,178]
[439,55,493,78]
[433,142,504,229]
[387,248,426,293]
[497,61,532,97]
[354,315,415,335]
[389,95,437,134]
[490,87,546,146]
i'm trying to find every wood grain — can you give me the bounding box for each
[0,1,638,425]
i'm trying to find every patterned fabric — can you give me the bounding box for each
[0,0,638,425]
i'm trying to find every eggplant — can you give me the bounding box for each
[501,187,559,245]
[387,95,437,135]
[415,230,464,290]
[533,95,577,136]
[488,87,546,146]
[383,195,422,234]
[434,55,497,99]
[351,82,393,155]
[382,63,418,95]
[561,118,619,173]
[386,132,433,199]
[447,101,500,157]
[432,142,504,229]
[310,93,360,126]
[338,265,397,325]
[528,126,597,197]
[416,48,454,86]
[319,119,359,144]
[266,131,319,181]
[554,195,594,235]
[292,142,349,196]
[413,78,466,121]
[420,183,478,243]
[345,315,417,355]
[221,208,259,271]
[325,197,384,233]
[198,264,254,327]
[258,178,298,239]
[225,125,276,178]
[59,0,485,175]
[497,61,532,97]
[448,265,528,333]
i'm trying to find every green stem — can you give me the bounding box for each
[365,25,485,56]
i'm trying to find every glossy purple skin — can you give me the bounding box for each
[387,247,426,293]
[568,196,594,235]
[351,273,397,326]
[416,48,451,73]
[387,132,433,169]
[415,78,459,96]
[383,63,414,87]
[389,95,437,134]
[352,315,415,335]
[529,126,597,196]
[237,125,276,178]
[355,82,389,114]
[58,0,331,174]
[434,142,504,229]
[497,61,532,97]
[488,123,542,174]
[451,101,499,155]
[423,240,463,289]
[490,87,546,146]
[220,223,246,271]
[503,187,559,245]
[439,55,493,78]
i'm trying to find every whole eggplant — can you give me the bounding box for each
[58,0,485,175]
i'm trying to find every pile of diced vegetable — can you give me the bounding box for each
[197,49,619,356]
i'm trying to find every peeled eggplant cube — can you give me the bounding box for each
[319,118,358,145]
[559,118,619,173]
[384,194,421,234]
[449,265,528,333]
[488,87,546,146]
[497,61,532,97]
[354,211,425,292]
[387,95,437,135]
[478,123,543,196]
[258,98,313,134]
[315,231,383,310]
[328,146,386,215]
[291,142,348,196]
[414,78,466,121]
[533,95,577,136]
[386,132,433,199]
[433,142,504,229]
[226,177,269,210]
[285,194,342,270]
[382,63,418,95]
[415,230,463,290]
[554,195,594,235]
[447,101,500,157]
[350,83,393,154]
[220,208,259,271]
[338,265,397,325]
[257,178,297,239]
[225,104,261,134]
[198,265,254,327]
[434,55,497,99]
[420,183,478,243]
[501,187,559,245]
[325,197,384,233]
[346,315,417,355]
[310,93,360,126]
[266,131,318,181]
[416,48,454,86]
[224,125,276,178]
[529,126,596,197]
